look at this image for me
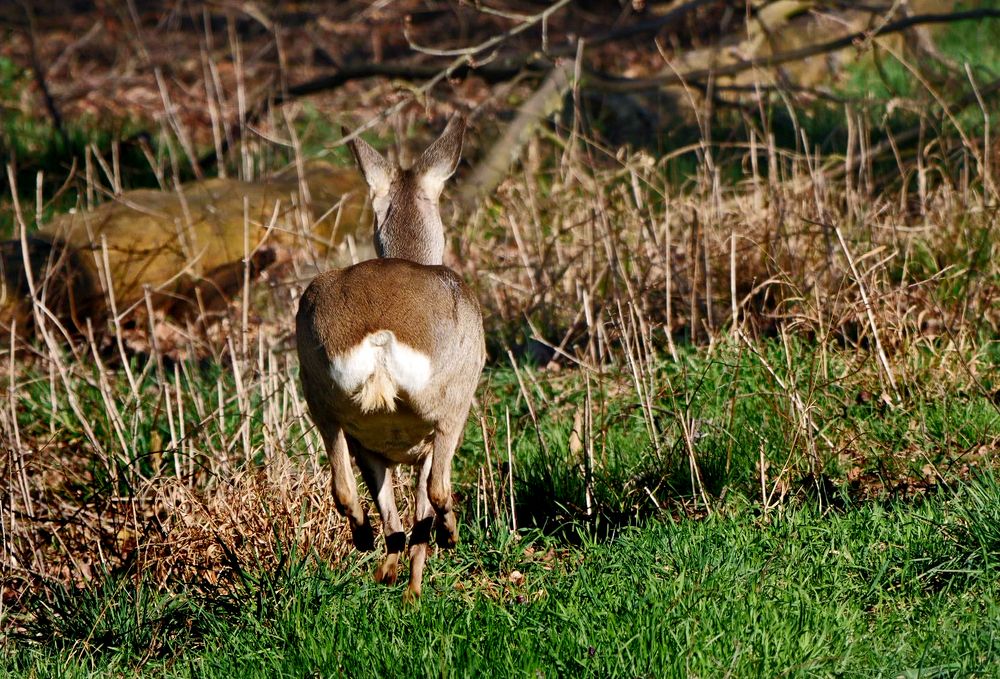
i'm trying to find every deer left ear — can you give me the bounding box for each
[345,126,394,196]
[413,114,466,198]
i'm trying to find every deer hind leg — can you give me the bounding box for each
[428,421,464,549]
[404,454,435,603]
[323,425,374,551]
[353,444,405,585]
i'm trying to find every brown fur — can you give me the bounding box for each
[297,259,476,358]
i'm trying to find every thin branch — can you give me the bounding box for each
[274,59,549,105]
[404,0,571,57]
[580,0,717,48]
[586,8,1000,92]
[20,1,68,147]
[201,0,571,168]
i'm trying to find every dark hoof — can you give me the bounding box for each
[352,520,376,552]
[435,518,458,549]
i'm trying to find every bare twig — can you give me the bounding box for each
[20,2,67,147]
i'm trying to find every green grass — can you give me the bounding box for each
[6,474,1000,677]
[4,337,999,677]
[293,101,396,162]
[470,340,999,530]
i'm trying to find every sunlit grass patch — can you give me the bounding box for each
[7,473,1000,677]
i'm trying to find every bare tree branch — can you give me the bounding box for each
[586,8,1000,92]
[20,1,68,147]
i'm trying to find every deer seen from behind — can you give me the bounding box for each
[296,115,485,601]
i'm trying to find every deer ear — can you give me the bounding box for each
[412,114,466,198]
[344,127,393,195]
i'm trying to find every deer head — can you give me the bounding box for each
[345,115,466,265]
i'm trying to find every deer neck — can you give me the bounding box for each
[373,176,445,266]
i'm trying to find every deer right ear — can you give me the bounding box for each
[344,127,393,195]
[412,114,466,199]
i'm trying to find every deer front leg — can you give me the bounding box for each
[323,425,374,551]
[404,454,435,603]
[428,422,463,549]
[354,445,406,585]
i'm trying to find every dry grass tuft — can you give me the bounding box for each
[465,139,1000,363]
[139,458,351,590]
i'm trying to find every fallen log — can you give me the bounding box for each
[0,161,369,336]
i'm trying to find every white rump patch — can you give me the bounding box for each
[329,331,432,413]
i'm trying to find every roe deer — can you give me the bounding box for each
[296,115,485,601]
